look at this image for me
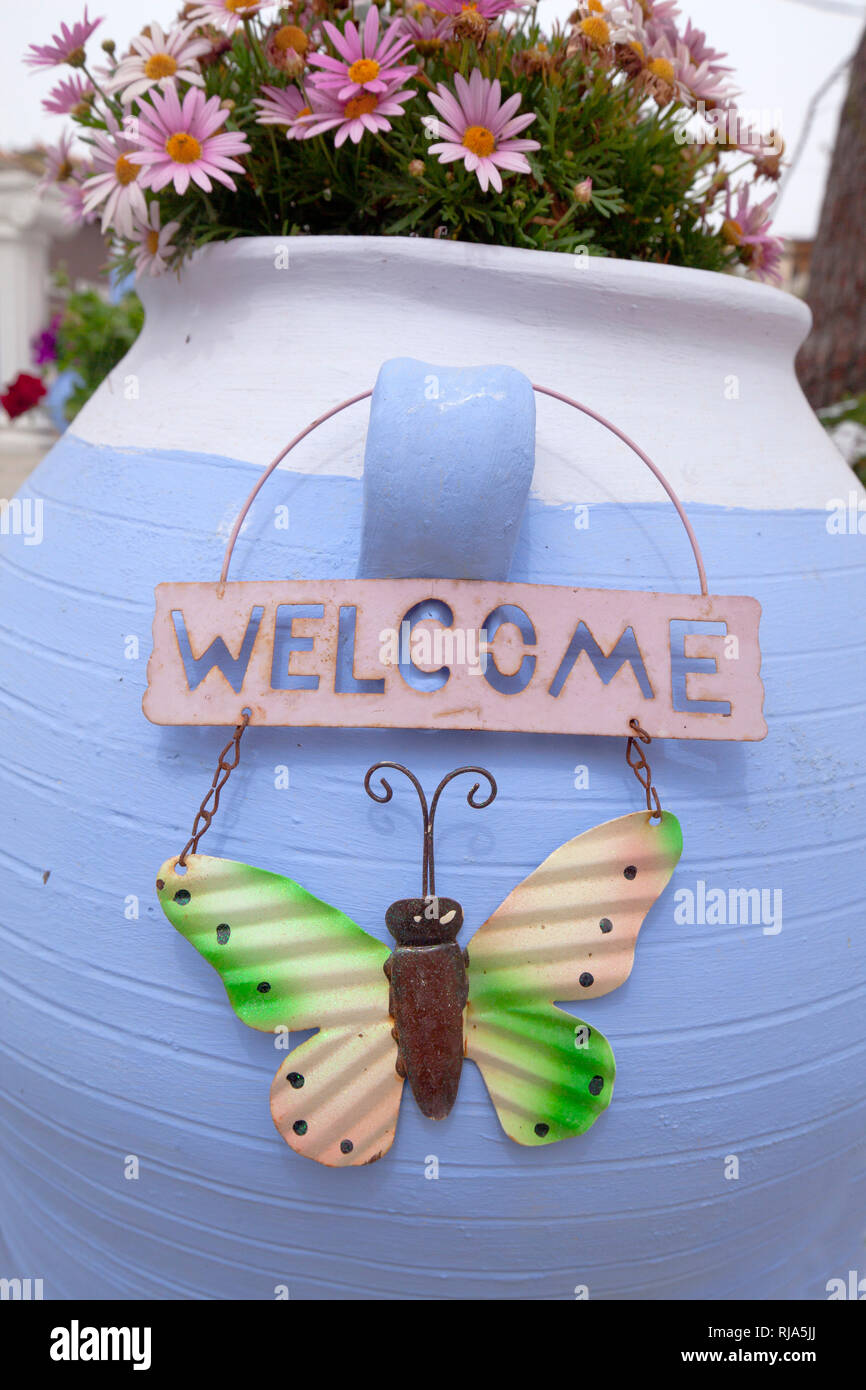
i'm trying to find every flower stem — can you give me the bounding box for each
[81,64,119,114]
[243,17,268,76]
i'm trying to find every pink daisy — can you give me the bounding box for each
[399,11,453,52]
[632,0,681,46]
[133,203,181,278]
[299,80,416,147]
[307,7,416,102]
[673,40,735,108]
[188,1,270,36]
[433,0,525,17]
[127,86,251,195]
[81,115,148,237]
[254,84,315,140]
[107,23,212,105]
[42,74,94,116]
[607,0,680,49]
[679,20,731,76]
[722,186,783,285]
[426,69,540,193]
[58,172,99,226]
[39,132,78,190]
[24,8,103,69]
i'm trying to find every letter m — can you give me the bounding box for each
[549,622,653,698]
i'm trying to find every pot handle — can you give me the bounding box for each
[218,383,708,597]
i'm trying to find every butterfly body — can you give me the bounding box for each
[384,895,467,1120]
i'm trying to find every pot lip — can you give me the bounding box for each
[154,232,808,328]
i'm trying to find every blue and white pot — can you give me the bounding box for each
[1,237,863,1300]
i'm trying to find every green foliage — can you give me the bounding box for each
[54,288,144,421]
[38,3,784,283]
[136,19,733,275]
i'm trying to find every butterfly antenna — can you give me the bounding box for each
[426,767,497,896]
[364,762,432,895]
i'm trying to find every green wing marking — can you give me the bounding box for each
[465,811,683,1146]
[466,1000,616,1146]
[156,853,390,1033]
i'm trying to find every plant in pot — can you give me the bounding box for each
[2,0,862,1301]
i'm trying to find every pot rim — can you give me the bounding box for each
[141,233,809,335]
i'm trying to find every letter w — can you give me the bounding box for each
[172,607,264,692]
[549,622,653,699]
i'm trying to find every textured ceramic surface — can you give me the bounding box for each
[1,237,864,1300]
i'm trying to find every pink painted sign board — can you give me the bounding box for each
[143,579,766,740]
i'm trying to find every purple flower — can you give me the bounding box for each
[307,8,416,101]
[32,315,62,366]
[426,68,540,193]
[723,186,784,285]
[24,8,102,69]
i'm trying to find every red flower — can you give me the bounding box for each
[1,373,47,420]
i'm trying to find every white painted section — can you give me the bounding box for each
[72,236,858,510]
[0,170,69,384]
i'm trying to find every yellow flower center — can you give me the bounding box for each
[722,219,744,247]
[274,25,309,55]
[165,131,202,164]
[297,104,312,118]
[628,39,644,58]
[348,58,380,84]
[463,124,495,157]
[114,153,138,185]
[580,16,610,45]
[226,0,258,12]
[411,2,430,14]
[344,93,379,119]
[649,57,675,84]
[144,52,178,79]
[146,229,160,255]
[586,0,604,11]
[56,159,74,182]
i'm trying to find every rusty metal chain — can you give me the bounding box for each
[178,711,250,865]
[626,717,663,822]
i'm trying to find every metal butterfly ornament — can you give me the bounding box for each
[155,722,682,1166]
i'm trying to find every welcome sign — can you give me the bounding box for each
[143,578,766,740]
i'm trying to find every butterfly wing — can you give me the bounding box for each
[270,1020,403,1167]
[156,853,402,1165]
[464,810,683,1146]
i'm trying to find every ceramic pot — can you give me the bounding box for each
[1,237,863,1301]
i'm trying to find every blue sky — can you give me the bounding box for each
[4,0,865,238]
